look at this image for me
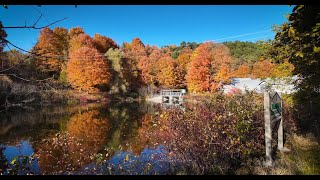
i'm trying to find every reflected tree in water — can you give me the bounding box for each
[35,109,111,174]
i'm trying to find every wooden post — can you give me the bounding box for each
[277,92,284,151]
[264,91,273,167]
[278,118,284,150]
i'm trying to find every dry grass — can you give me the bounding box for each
[236,133,320,175]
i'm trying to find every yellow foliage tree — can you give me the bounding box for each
[214,65,232,84]
[272,60,295,78]
[155,56,185,88]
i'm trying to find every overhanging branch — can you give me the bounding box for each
[3,17,68,30]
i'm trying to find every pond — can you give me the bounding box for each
[0,102,180,175]
[0,94,267,175]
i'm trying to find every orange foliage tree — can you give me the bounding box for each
[93,33,118,54]
[67,47,112,93]
[251,60,275,78]
[68,27,85,40]
[123,37,147,63]
[33,27,67,74]
[53,27,69,56]
[122,37,147,87]
[186,54,211,93]
[186,42,234,93]
[214,65,232,84]
[232,64,251,78]
[210,43,233,68]
[69,33,95,53]
[176,50,193,87]
[176,51,192,71]
[138,47,162,85]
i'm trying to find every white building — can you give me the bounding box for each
[222,76,299,94]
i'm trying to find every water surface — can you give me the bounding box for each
[0,102,175,175]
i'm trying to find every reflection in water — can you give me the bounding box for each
[67,110,111,166]
[0,97,266,175]
[0,102,173,175]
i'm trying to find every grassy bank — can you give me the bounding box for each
[236,134,320,175]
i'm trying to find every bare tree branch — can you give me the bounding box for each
[0,74,54,82]
[2,17,68,30]
[0,37,52,59]
[32,14,43,27]
[32,5,50,24]
[0,37,35,54]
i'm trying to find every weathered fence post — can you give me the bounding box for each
[277,92,284,151]
[264,91,273,167]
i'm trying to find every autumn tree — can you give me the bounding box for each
[122,37,147,87]
[155,56,175,87]
[210,43,233,68]
[161,45,176,58]
[272,60,294,78]
[131,37,145,49]
[138,56,154,85]
[273,5,320,91]
[105,48,135,94]
[138,47,161,85]
[53,27,69,57]
[176,49,193,86]
[1,50,34,78]
[272,5,320,137]
[174,65,186,88]
[33,27,65,75]
[2,49,25,66]
[68,27,85,40]
[123,37,147,65]
[186,42,234,93]
[214,65,232,84]
[176,50,192,71]
[67,47,112,93]
[156,56,185,88]
[186,53,211,93]
[93,34,118,54]
[251,60,275,79]
[232,64,251,78]
[50,27,69,84]
[69,33,95,53]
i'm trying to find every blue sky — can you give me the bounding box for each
[0,5,293,51]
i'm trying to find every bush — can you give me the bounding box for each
[148,93,296,174]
